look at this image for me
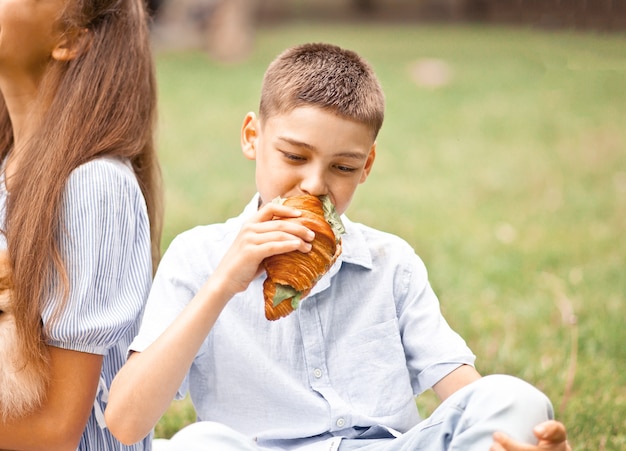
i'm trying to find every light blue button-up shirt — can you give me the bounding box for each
[132,194,475,449]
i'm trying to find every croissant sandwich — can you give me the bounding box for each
[262,194,345,321]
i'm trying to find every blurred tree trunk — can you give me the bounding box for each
[206,0,257,63]
[353,0,375,13]
[146,0,165,17]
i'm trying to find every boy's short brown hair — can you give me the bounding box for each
[259,43,385,139]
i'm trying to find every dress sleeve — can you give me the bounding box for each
[41,158,153,355]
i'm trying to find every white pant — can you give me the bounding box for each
[152,374,554,450]
[152,422,259,450]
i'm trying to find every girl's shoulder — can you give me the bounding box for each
[70,156,135,182]
[66,156,140,197]
[62,157,148,222]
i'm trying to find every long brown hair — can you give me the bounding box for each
[0,0,162,370]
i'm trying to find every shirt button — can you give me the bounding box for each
[313,368,322,378]
[336,418,345,428]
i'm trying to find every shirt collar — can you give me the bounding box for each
[337,216,373,270]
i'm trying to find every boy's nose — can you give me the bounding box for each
[299,171,328,197]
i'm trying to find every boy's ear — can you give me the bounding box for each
[52,29,91,62]
[241,112,259,160]
[359,143,376,184]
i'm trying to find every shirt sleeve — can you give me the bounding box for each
[42,158,153,355]
[129,229,211,400]
[396,246,476,394]
[128,233,199,353]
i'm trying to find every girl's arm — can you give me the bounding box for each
[105,202,314,445]
[0,347,102,451]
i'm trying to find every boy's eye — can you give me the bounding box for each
[282,152,305,162]
[336,165,356,173]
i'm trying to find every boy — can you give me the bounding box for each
[105,43,570,450]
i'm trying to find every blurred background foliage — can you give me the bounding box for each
[149,3,625,449]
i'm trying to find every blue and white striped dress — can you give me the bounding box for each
[0,157,153,450]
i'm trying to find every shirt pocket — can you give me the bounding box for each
[330,318,415,417]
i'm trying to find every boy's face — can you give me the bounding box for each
[241,106,376,216]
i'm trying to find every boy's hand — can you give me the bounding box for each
[212,202,315,298]
[491,420,571,451]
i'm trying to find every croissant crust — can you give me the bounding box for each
[262,195,341,320]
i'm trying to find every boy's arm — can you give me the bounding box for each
[105,278,233,444]
[432,364,482,401]
[105,202,315,445]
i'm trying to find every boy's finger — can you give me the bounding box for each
[260,202,303,219]
[534,420,568,443]
[492,432,517,450]
[491,432,508,450]
[492,432,534,451]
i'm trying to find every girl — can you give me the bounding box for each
[0,0,162,449]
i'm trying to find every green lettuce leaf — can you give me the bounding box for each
[319,194,345,241]
[271,196,286,206]
[273,283,302,307]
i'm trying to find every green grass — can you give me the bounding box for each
[153,23,626,449]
